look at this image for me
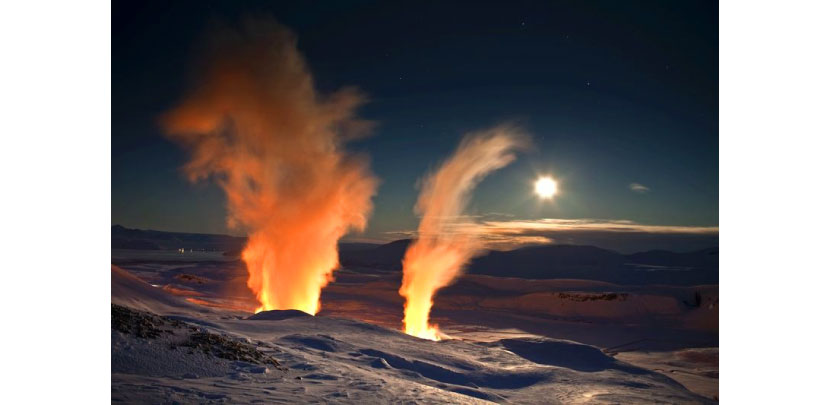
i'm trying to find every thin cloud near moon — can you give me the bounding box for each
[387,218,718,252]
[629,183,650,193]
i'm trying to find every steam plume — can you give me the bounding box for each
[399,126,528,340]
[161,18,378,314]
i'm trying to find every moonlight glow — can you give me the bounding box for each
[535,177,558,199]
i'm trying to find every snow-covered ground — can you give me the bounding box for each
[112,252,718,403]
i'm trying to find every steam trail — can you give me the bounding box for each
[161,18,378,314]
[399,126,528,340]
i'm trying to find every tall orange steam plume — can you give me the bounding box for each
[399,126,528,340]
[161,18,378,315]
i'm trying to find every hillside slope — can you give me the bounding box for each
[112,266,712,404]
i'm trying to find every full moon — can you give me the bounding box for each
[535,177,558,199]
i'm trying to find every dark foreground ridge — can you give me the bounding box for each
[112,304,284,369]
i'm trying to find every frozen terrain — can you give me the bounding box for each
[112,252,717,403]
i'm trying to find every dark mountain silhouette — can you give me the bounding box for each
[339,239,718,286]
[111,238,162,250]
[113,228,717,285]
[626,248,718,268]
[111,225,380,255]
[339,239,411,269]
[337,242,382,252]
[470,245,625,279]
[111,225,246,252]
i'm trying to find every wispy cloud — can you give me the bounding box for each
[481,218,717,235]
[629,183,650,193]
[386,218,718,253]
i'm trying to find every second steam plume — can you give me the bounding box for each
[399,127,528,340]
[161,18,378,315]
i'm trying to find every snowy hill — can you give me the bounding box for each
[111,266,713,403]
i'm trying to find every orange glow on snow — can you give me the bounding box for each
[184,297,258,313]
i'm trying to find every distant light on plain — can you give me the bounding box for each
[535,177,558,199]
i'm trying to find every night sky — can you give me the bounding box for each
[112,1,717,251]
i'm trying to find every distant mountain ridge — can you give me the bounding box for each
[111,225,247,252]
[112,226,718,285]
[339,239,718,286]
[111,225,380,254]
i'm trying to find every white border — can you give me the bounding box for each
[721,0,830,402]
[1,0,111,402]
